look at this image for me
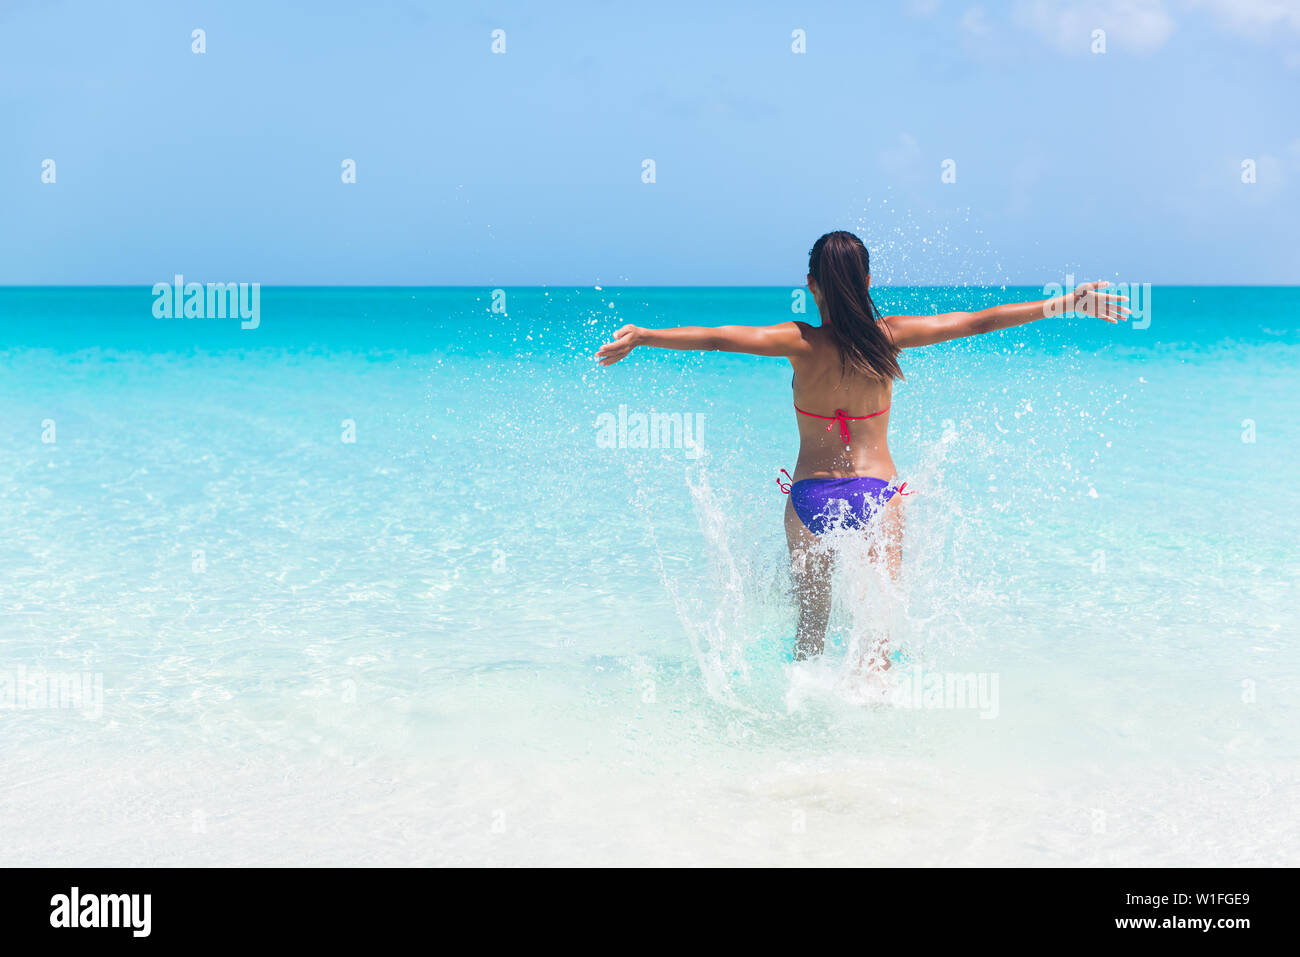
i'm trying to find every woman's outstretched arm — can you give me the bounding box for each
[595,321,814,366]
[882,281,1130,348]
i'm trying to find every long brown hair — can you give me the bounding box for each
[808,231,903,381]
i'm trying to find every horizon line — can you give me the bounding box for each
[2,283,1298,290]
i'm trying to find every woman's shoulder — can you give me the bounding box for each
[788,320,828,342]
[788,321,835,351]
[786,323,836,371]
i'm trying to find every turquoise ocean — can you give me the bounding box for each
[2,285,1297,865]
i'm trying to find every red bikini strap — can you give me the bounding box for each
[793,403,890,446]
[793,402,889,420]
[776,473,914,498]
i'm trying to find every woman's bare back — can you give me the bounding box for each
[789,322,897,482]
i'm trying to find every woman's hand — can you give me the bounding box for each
[1069,281,1131,323]
[595,325,641,366]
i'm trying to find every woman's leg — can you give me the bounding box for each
[785,498,833,659]
[861,492,906,671]
[869,490,905,580]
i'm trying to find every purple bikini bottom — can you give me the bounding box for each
[788,477,902,536]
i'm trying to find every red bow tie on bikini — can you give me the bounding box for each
[793,403,889,445]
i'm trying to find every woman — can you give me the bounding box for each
[596,231,1128,662]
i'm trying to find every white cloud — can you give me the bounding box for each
[904,0,943,16]
[1186,0,1300,37]
[961,5,995,36]
[1016,0,1300,56]
[1015,0,1176,54]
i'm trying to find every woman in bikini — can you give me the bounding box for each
[596,230,1128,662]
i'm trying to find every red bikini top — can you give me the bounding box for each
[793,403,889,445]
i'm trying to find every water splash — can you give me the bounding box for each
[647,422,999,717]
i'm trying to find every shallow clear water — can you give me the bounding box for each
[2,286,1297,865]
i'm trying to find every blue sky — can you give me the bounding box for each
[2,0,1298,285]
